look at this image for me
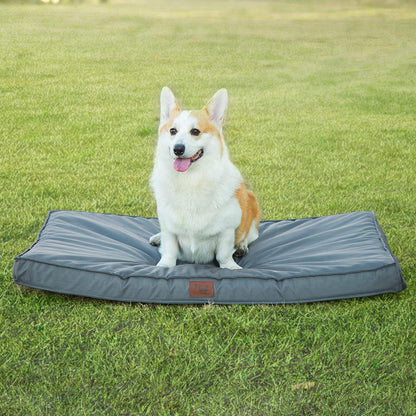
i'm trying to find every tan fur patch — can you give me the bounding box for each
[191,109,224,156]
[234,182,260,246]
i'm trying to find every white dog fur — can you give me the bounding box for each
[150,87,260,269]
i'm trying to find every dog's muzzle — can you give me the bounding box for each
[173,148,204,172]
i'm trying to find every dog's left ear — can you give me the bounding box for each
[205,89,228,127]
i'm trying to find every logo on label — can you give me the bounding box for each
[189,281,214,298]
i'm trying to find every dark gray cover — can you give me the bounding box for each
[13,210,406,304]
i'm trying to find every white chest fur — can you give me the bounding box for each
[151,158,243,263]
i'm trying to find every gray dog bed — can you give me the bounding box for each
[13,210,406,304]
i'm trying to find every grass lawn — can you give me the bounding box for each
[1,0,416,414]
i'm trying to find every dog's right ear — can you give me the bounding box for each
[160,87,180,127]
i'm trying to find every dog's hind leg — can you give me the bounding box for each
[234,243,248,258]
[149,233,161,247]
[234,220,259,258]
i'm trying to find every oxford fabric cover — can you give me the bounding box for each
[13,210,406,304]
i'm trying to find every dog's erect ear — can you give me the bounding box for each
[204,88,228,127]
[160,87,180,126]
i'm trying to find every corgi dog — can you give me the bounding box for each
[149,87,260,269]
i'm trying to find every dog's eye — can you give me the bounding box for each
[170,128,177,136]
[190,128,201,136]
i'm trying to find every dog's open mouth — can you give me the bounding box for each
[173,149,204,172]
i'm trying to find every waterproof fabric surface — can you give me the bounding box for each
[13,210,406,304]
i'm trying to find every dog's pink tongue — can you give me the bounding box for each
[173,158,191,172]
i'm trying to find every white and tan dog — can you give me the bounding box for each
[150,87,260,269]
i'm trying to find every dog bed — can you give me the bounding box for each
[13,210,406,304]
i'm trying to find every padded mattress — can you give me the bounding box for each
[13,210,406,304]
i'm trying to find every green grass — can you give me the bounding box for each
[1,0,416,414]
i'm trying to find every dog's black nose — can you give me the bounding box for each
[173,143,185,156]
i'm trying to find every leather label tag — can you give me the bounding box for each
[189,281,214,298]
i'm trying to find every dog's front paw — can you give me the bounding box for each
[219,259,242,270]
[149,233,161,247]
[156,258,176,268]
